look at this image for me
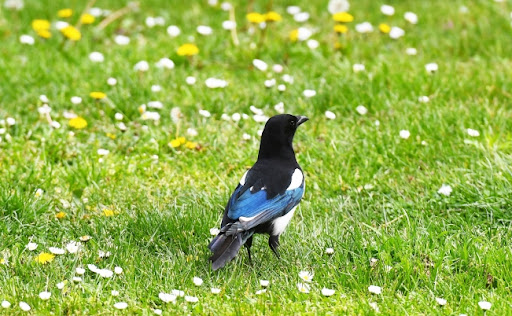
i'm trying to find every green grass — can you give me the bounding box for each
[1,0,512,314]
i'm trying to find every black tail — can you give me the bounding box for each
[209,232,243,270]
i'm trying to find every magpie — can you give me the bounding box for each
[208,114,308,270]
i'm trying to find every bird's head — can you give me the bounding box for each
[258,114,308,160]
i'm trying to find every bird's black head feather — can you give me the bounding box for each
[257,114,308,161]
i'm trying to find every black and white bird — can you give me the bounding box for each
[208,114,308,270]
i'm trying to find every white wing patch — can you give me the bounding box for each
[272,206,297,235]
[287,169,303,190]
[239,171,248,186]
[239,215,257,222]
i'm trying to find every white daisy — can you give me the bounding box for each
[1,300,11,308]
[294,12,310,22]
[159,292,177,303]
[418,96,430,103]
[211,288,221,294]
[356,105,368,115]
[389,26,405,39]
[49,247,65,255]
[368,285,382,295]
[167,25,181,37]
[197,25,213,35]
[478,301,491,311]
[232,113,241,121]
[76,267,85,275]
[6,117,16,126]
[325,111,336,120]
[185,296,198,303]
[111,290,119,296]
[253,59,268,71]
[210,227,220,236]
[325,247,334,255]
[438,184,452,196]
[321,288,335,297]
[114,266,123,274]
[467,128,480,137]
[151,85,162,92]
[287,6,301,15]
[253,114,269,123]
[153,309,163,315]
[134,60,150,72]
[425,63,438,74]
[272,64,284,73]
[66,241,80,253]
[171,289,185,297]
[277,84,286,92]
[404,12,418,24]
[71,96,82,104]
[435,297,447,306]
[187,128,198,137]
[299,271,314,282]
[264,79,276,88]
[97,149,109,156]
[114,35,130,45]
[353,64,365,72]
[307,39,319,49]
[56,282,65,289]
[113,302,128,310]
[89,52,104,63]
[406,48,418,55]
[282,74,294,83]
[399,130,410,139]
[199,109,211,118]
[297,282,310,293]
[39,291,51,300]
[222,20,236,30]
[186,76,197,85]
[193,277,203,286]
[20,35,35,45]
[26,242,38,251]
[381,4,395,16]
[141,111,160,121]
[115,113,123,120]
[19,302,31,311]
[205,77,228,88]
[260,280,270,287]
[297,27,313,41]
[148,101,163,109]
[328,0,350,14]
[255,289,267,295]
[98,269,114,278]
[39,94,49,103]
[303,89,317,98]
[220,2,232,11]
[355,22,373,33]
[274,102,285,113]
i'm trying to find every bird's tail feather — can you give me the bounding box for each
[209,233,243,270]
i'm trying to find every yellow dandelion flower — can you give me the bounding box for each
[169,139,181,148]
[103,209,114,217]
[289,29,299,42]
[35,252,55,264]
[57,8,73,18]
[246,12,265,24]
[177,43,199,56]
[56,211,66,219]
[32,19,50,32]
[89,91,106,99]
[379,23,391,33]
[106,133,116,140]
[69,117,87,129]
[185,141,197,149]
[80,235,92,242]
[334,42,343,49]
[334,24,348,34]
[0,258,5,265]
[177,137,186,145]
[61,25,81,41]
[265,11,282,22]
[37,29,52,39]
[80,13,95,25]
[332,12,354,23]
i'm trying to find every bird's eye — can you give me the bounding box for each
[289,120,296,126]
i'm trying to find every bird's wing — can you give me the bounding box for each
[224,180,304,233]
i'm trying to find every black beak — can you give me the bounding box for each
[296,115,309,126]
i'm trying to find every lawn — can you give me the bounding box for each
[1,0,512,314]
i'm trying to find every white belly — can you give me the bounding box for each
[272,206,297,235]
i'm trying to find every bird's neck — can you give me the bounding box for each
[257,139,297,162]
